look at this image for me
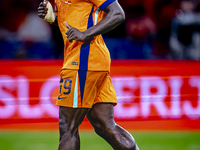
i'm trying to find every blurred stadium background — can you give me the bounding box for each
[1,0,200,150]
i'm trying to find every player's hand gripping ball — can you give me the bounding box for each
[38,0,55,23]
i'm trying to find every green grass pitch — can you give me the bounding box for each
[0,131,200,150]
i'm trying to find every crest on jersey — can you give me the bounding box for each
[65,0,71,4]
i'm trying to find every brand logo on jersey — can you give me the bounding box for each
[65,0,71,4]
[72,62,78,65]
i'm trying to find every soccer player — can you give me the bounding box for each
[38,0,139,149]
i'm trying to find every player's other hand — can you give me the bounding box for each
[65,22,87,43]
[38,0,48,19]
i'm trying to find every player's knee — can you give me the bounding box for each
[87,115,107,136]
[90,120,111,138]
[95,123,118,140]
[92,122,106,137]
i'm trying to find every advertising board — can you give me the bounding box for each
[0,60,200,131]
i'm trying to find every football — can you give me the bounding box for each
[44,1,55,23]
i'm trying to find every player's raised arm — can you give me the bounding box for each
[65,1,125,42]
[85,1,125,39]
[38,0,56,23]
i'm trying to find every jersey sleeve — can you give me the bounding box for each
[89,0,116,11]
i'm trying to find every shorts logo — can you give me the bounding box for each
[65,0,71,4]
[72,62,78,65]
[58,97,68,100]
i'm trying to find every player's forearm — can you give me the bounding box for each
[84,2,125,39]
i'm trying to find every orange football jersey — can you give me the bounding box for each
[55,0,116,72]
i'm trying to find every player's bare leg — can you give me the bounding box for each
[58,106,88,150]
[87,103,139,150]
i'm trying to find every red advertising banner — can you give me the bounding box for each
[0,60,200,131]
